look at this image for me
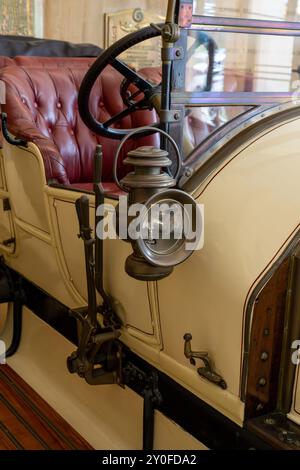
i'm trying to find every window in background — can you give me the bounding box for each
[193,0,296,21]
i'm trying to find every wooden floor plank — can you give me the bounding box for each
[0,396,46,449]
[0,421,23,450]
[0,365,93,450]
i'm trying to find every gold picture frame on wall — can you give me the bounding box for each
[105,8,164,70]
[0,0,35,36]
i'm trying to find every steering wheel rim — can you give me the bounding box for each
[78,24,163,140]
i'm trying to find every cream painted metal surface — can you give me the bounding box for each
[289,365,300,426]
[0,303,8,335]
[1,107,300,425]
[1,142,90,308]
[0,151,15,254]
[2,306,206,450]
[159,115,300,415]
[3,143,49,233]
[52,195,159,339]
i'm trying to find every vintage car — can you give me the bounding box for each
[0,0,300,450]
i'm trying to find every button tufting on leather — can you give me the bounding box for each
[0,59,158,185]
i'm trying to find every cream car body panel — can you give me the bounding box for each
[1,106,300,428]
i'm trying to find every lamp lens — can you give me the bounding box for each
[141,199,186,256]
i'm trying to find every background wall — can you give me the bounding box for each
[44,0,168,47]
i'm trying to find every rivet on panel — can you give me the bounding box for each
[260,351,269,361]
[258,377,267,387]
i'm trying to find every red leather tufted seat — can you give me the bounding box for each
[14,56,96,68]
[0,58,158,194]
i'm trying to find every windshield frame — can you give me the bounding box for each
[166,3,300,166]
[192,15,300,34]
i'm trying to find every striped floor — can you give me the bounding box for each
[0,365,93,450]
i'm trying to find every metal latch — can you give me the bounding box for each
[183,333,227,389]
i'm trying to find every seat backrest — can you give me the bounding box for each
[0,58,158,184]
[13,56,96,68]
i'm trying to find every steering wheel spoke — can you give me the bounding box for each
[110,57,154,93]
[78,24,163,139]
[103,99,150,128]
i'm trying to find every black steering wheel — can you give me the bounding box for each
[78,24,163,140]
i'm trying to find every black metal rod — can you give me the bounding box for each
[160,59,172,177]
[75,196,97,328]
[103,98,149,128]
[143,389,155,451]
[1,113,27,147]
[94,145,111,307]
[6,298,23,358]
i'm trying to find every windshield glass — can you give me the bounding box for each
[181,15,300,159]
[186,29,300,93]
[193,0,300,22]
[183,105,253,156]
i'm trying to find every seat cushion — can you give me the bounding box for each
[0,59,158,184]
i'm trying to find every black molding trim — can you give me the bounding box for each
[21,277,78,345]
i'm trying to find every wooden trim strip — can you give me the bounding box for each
[0,365,93,450]
[245,258,290,418]
[0,420,24,450]
[0,393,51,449]
[0,369,77,450]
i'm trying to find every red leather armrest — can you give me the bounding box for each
[7,119,69,185]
